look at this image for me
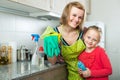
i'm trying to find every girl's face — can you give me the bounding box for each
[83,29,100,49]
[68,6,84,28]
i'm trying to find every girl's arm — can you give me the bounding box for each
[90,49,112,77]
[81,48,112,78]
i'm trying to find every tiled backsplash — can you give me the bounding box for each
[0,12,59,50]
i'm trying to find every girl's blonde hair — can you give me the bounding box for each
[84,25,102,41]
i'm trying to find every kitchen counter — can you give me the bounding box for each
[0,61,67,80]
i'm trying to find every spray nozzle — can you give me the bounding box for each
[31,34,40,42]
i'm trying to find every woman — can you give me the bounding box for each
[41,1,86,80]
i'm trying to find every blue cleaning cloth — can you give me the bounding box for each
[78,61,86,71]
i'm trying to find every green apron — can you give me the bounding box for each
[41,26,86,80]
[61,39,85,80]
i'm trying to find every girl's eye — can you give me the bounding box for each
[87,36,91,39]
[93,39,97,42]
[87,36,97,42]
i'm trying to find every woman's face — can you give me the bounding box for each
[83,29,100,49]
[68,6,84,28]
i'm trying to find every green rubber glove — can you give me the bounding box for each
[44,35,60,57]
[41,26,61,58]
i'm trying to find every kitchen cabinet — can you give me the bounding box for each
[51,0,90,14]
[9,0,90,15]
[79,0,90,14]
[67,0,90,14]
[0,0,67,19]
[10,0,51,11]
[50,0,67,14]
[9,0,66,15]
[0,0,90,20]
[0,0,46,17]
[0,0,62,19]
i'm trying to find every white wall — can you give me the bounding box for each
[88,0,120,79]
[0,12,59,51]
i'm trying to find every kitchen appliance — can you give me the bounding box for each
[20,45,26,61]
[17,45,27,61]
[17,48,32,61]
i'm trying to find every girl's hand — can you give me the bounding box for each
[78,68,83,75]
[82,68,91,78]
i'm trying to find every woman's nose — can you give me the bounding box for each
[75,17,79,22]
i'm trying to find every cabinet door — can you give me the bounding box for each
[50,0,67,14]
[9,0,51,11]
[67,0,90,14]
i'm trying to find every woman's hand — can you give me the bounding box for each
[47,56,57,65]
[44,35,60,57]
[41,26,61,58]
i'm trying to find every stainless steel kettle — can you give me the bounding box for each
[17,45,26,61]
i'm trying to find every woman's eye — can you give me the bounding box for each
[73,14,76,17]
[78,16,83,19]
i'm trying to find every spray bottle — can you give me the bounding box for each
[31,34,40,65]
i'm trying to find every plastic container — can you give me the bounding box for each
[39,46,44,67]
[8,42,17,63]
[0,43,9,65]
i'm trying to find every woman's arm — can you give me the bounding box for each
[47,56,57,65]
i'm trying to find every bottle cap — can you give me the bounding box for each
[39,46,44,51]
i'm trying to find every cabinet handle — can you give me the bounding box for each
[50,0,53,9]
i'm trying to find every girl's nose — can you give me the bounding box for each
[89,39,93,43]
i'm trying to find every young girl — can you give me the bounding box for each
[78,25,112,80]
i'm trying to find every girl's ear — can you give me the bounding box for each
[83,27,88,33]
[82,27,88,40]
[83,33,86,40]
